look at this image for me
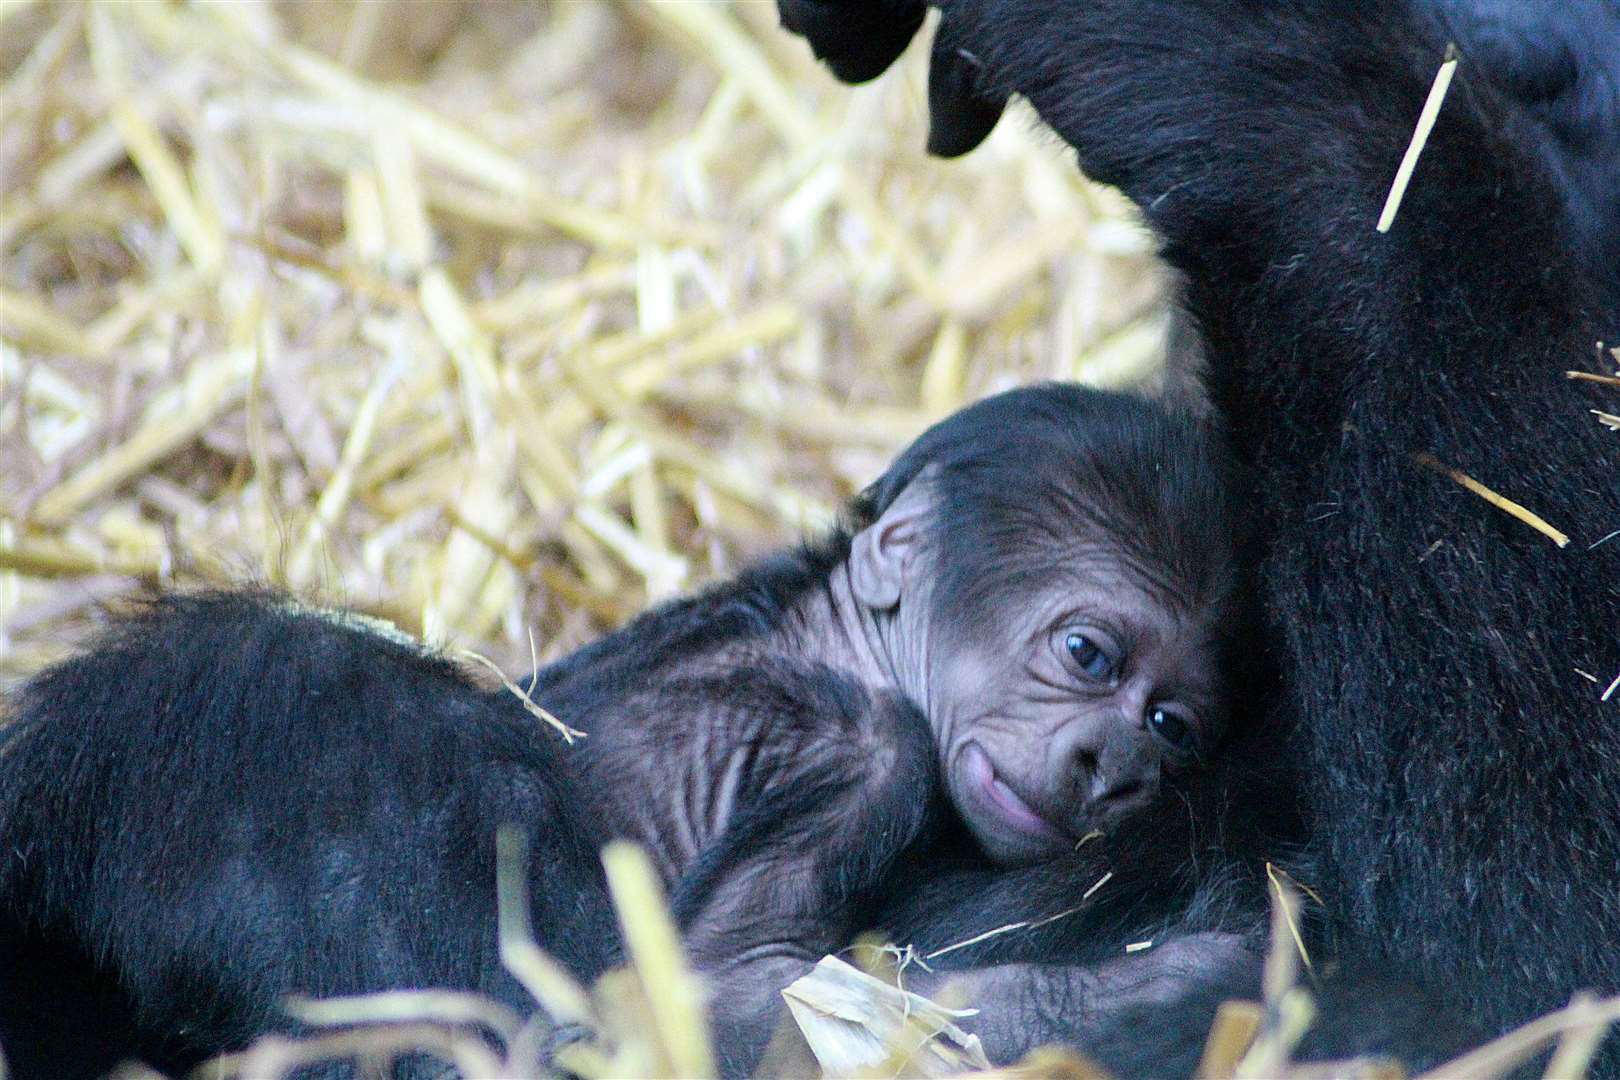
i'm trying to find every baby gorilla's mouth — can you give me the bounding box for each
[960,741,1067,844]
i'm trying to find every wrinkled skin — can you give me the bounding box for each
[918,545,1224,864]
[561,386,1245,1072]
[837,471,1229,866]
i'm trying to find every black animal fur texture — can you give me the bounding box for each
[1421,0,1620,287]
[0,597,618,1078]
[778,0,1620,1071]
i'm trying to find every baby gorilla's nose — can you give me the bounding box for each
[1069,736,1158,822]
[1086,766,1145,807]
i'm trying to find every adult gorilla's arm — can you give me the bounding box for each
[1419,0,1620,279]
[783,0,1620,1064]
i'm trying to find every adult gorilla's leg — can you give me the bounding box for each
[785,0,1620,1063]
[0,594,617,1077]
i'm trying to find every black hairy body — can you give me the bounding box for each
[778,0,1620,1072]
[0,386,1249,1078]
[1421,0,1620,285]
[0,599,619,1078]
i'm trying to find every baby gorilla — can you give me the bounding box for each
[555,383,1243,1068]
[0,384,1242,1079]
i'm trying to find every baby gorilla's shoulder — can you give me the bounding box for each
[634,652,932,779]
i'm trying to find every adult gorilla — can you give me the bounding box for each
[780,0,1620,1067]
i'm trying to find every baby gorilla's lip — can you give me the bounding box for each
[961,741,1067,843]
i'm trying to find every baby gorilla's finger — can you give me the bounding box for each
[776,0,926,84]
[926,18,1009,157]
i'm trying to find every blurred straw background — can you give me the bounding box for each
[0,0,1169,681]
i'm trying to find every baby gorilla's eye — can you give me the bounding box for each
[1148,706,1198,756]
[1065,633,1114,681]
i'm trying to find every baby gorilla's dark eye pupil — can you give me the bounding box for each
[1065,633,1112,680]
[1150,707,1192,750]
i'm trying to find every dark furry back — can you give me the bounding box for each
[0,593,617,1077]
[1419,0,1620,287]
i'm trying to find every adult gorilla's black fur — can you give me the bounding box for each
[0,598,620,1079]
[878,0,1620,283]
[1421,0,1620,284]
[779,0,1620,1069]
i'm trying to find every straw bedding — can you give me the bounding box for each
[0,0,1168,682]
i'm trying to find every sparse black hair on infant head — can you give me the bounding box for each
[855,383,1240,632]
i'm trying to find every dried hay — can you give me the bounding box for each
[0,0,1171,680]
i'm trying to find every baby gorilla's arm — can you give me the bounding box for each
[659,663,942,1077]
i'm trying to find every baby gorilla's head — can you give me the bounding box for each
[848,384,1242,864]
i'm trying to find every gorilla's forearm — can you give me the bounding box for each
[931,0,1605,433]
[870,849,1274,1070]
[928,0,1620,1043]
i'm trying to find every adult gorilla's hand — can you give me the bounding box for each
[776,0,926,84]
[776,0,1009,157]
[925,14,1010,157]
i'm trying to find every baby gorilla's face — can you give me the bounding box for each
[927,554,1225,865]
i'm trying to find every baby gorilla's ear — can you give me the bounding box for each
[927,16,1009,157]
[849,468,936,612]
[776,0,926,84]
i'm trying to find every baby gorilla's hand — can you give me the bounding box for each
[665,673,943,1077]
